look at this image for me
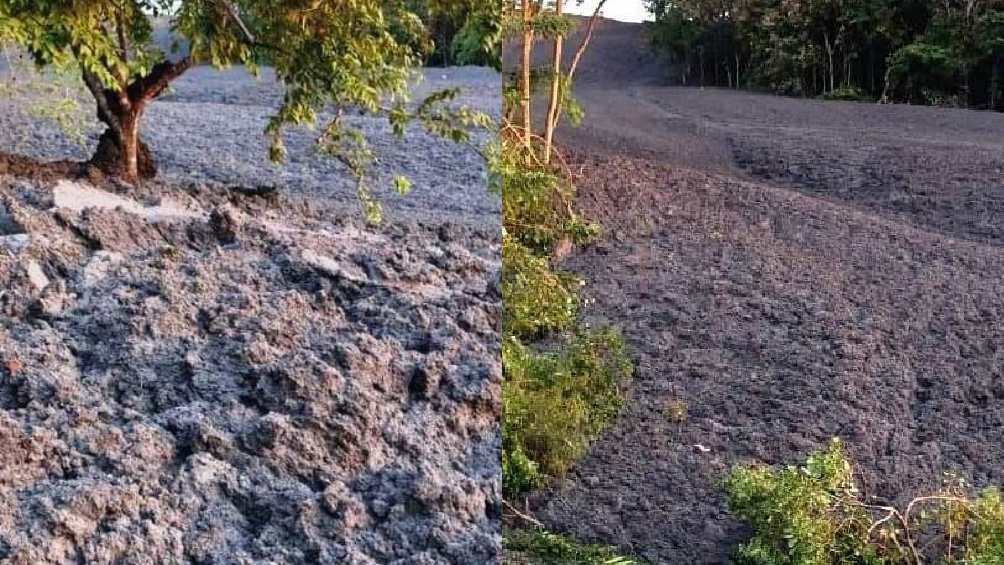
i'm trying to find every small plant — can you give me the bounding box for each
[504,529,639,564]
[664,399,688,425]
[502,234,580,338]
[725,438,1004,565]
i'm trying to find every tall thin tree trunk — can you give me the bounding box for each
[992,56,1000,111]
[544,0,564,164]
[700,47,705,87]
[735,52,741,89]
[824,33,834,93]
[520,0,534,151]
[551,0,608,132]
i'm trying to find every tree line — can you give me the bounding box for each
[647,0,1004,110]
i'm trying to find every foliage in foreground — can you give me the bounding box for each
[504,529,638,565]
[726,439,1004,565]
[502,329,631,493]
[500,0,630,502]
[502,235,580,338]
[498,125,631,495]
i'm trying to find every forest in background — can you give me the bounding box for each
[647,0,1004,110]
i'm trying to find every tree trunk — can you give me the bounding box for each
[735,52,741,89]
[992,56,1000,111]
[81,58,192,184]
[90,106,157,181]
[544,0,564,164]
[520,0,534,151]
[824,33,834,93]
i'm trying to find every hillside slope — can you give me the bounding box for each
[532,18,1004,564]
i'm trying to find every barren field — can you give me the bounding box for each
[531,18,1004,563]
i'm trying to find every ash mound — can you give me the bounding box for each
[0,171,501,564]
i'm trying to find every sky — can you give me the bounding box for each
[565,0,652,22]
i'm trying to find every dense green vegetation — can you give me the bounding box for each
[501,0,631,499]
[407,0,503,68]
[647,0,1004,110]
[499,2,636,562]
[727,439,1004,564]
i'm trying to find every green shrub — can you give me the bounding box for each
[726,439,1004,565]
[726,439,884,565]
[502,330,631,494]
[498,135,597,255]
[504,529,638,564]
[497,59,629,498]
[502,234,580,338]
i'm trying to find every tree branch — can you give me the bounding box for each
[567,0,608,83]
[130,57,194,103]
[82,68,123,134]
[221,0,256,44]
[115,6,129,61]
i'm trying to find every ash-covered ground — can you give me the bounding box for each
[0,44,501,564]
[0,169,501,564]
[0,59,500,226]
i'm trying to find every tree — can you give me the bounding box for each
[0,0,447,184]
[405,0,502,68]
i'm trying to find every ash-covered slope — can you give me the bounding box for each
[537,154,1004,564]
[0,170,501,564]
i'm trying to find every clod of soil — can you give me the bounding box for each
[0,172,501,564]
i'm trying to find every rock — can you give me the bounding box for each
[409,364,440,401]
[301,248,368,283]
[81,251,124,287]
[25,261,50,291]
[0,200,24,235]
[208,207,239,244]
[0,234,30,253]
[35,283,72,318]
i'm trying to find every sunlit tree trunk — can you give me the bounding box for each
[82,58,192,183]
[521,0,534,151]
[544,0,564,163]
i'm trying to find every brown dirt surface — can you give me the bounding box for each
[528,17,1004,564]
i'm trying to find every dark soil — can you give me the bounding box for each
[530,17,1004,564]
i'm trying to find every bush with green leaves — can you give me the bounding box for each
[499,140,597,254]
[499,0,630,505]
[504,529,639,565]
[502,329,631,494]
[498,132,625,495]
[726,438,1004,565]
[502,234,580,338]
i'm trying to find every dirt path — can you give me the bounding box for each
[531,18,1004,564]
